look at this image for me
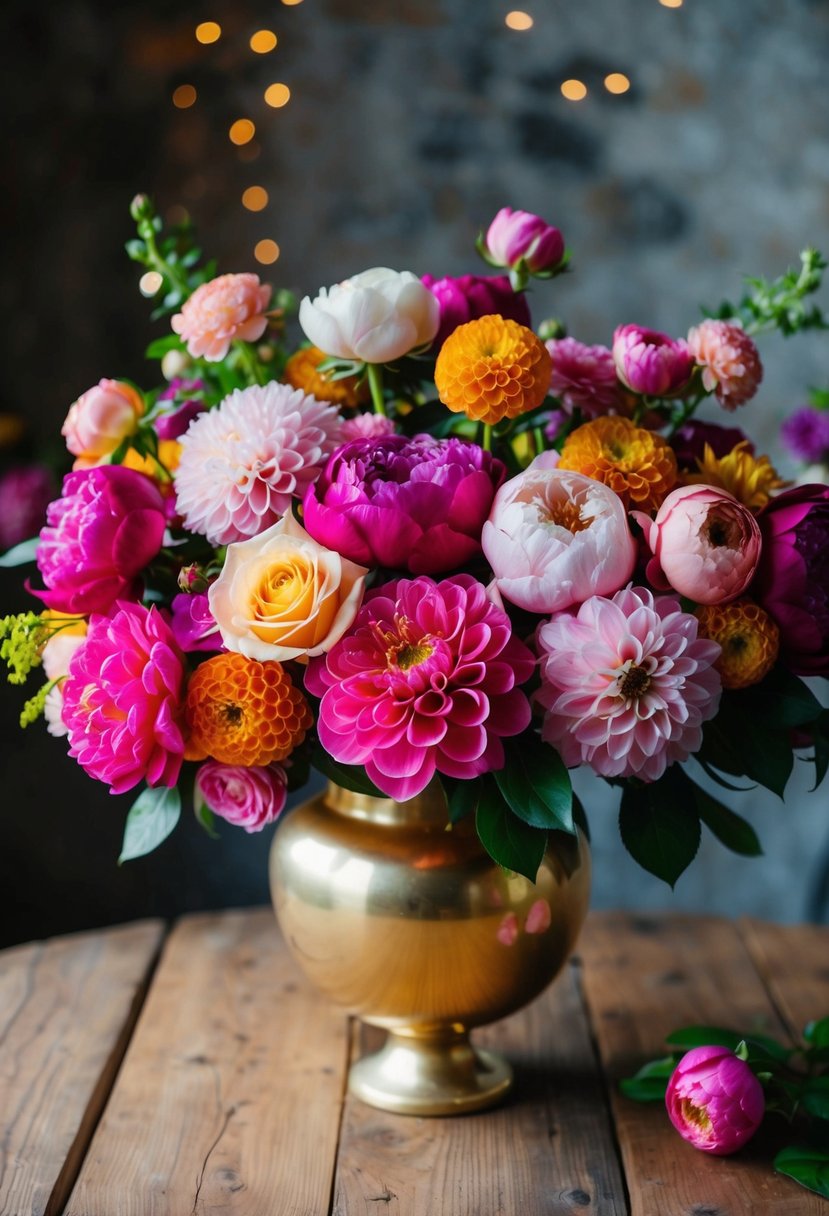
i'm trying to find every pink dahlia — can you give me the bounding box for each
[61,602,188,795]
[613,325,694,397]
[171,273,271,362]
[174,382,343,545]
[340,412,398,442]
[305,574,535,800]
[665,1046,765,1156]
[536,586,721,782]
[687,319,763,410]
[195,760,287,832]
[546,337,626,419]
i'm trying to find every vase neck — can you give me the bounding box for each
[325,780,450,827]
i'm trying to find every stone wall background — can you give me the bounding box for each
[1,0,828,944]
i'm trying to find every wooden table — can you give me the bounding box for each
[2,910,827,1215]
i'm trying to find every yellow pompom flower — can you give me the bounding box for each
[557,416,678,511]
[684,441,788,510]
[696,598,780,690]
[434,315,551,425]
[284,345,369,409]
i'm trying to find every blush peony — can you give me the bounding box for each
[171,272,271,362]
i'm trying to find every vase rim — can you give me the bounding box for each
[325,778,450,827]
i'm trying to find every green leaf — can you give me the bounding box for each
[735,666,823,729]
[493,733,574,833]
[572,792,590,842]
[0,537,40,567]
[119,786,181,862]
[665,1025,791,1063]
[701,694,793,798]
[475,777,547,882]
[805,1017,829,1049]
[802,1078,829,1121]
[145,334,185,359]
[618,768,701,887]
[194,800,219,839]
[309,745,386,798]
[774,1145,829,1199]
[809,711,829,790]
[619,1055,677,1103]
[440,774,481,823]
[692,783,762,857]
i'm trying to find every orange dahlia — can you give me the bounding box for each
[283,344,368,409]
[684,441,788,511]
[557,416,677,511]
[696,598,779,690]
[434,315,551,425]
[184,652,312,766]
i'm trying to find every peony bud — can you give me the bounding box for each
[613,324,694,397]
[483,208,566,281]
[665,1046,764,1156]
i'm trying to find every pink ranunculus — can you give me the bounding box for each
[546,337,627,419]
[32,466,167,614]
[634,485,762,605]
[195,761,288,833]
[613,324,694,397]
[340,413,398,442]
[421,273,531,348]
[481,457,637,613]
[305,574,535,800]
[0,465,55,549]
[484,208,565,274]
[687,319,763,411]
[665,1046,765,1156]
[303,435,506,575]
[61,603,188,794]
[170,592,222,652]
[536,586,721,782]
[171,273,272,362]
[753,483,829,675]
[61,379,145,467]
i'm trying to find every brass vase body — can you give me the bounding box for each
[269,781,591,1115]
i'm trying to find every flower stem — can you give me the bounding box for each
[235,341,266,387]
[367,363,387,417]
[482,423,493,451]
[138,221,190,298]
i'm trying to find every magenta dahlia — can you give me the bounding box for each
[305,574,535,799]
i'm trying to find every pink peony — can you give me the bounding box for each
[61,603,188,794]
[484,208,565,274]
[687,319,763,410]
[546,337,627,418]
[171,273,271,362]
[62,379,145,468]
[482,456,637,613]
[0,465,55,549]
[340,413,398,442]
[536,585,721,782]
[613,325,694,397]
[665,1046,765,1156]
[174,382,343,545]
[422,273,531,348]
[306,574,535,800]
[33,465,167,614]
[634,485,762,605]
[170,592,221,652]
[195,761,287,832]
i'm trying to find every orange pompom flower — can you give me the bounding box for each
[434,315,551,425]
[684,441,788,511]
[696,598,780,689]
[184,652,312,766]
[558,416,678,511]
[284,344,369,409]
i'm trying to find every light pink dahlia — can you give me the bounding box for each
[171,273,271,362]
[174,382,343,545]
[546,337,626,418]
[61,602,188,795]
[536,586,721,782]
[340,412,398,441]
[305,574,535,800]
[686,319,763,410]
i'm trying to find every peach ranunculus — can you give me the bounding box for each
[208,511,369,661]
[171,273,272,362]
[62,379,145,468]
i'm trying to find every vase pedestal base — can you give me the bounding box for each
[348,1028,513,1116]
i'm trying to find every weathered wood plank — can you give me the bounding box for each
[578,911,825,1216]
[0,919,164,1216]
[64,908,349,1216]
[332,961,628,1216]
[739,920,829,1038]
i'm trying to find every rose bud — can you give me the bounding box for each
[665,1046,764,1156]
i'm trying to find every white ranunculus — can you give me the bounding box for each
[298,267,440,363]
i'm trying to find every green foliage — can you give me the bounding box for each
[774,1145,829,1200]
[308,744,386,798]
[619,1056,676,1102]
[709,248,829,337]
[475,774,547,881]
[0,612,46,684]
[0,538,40,567]
[119,786,181,862]
[618,767,701,886]
[493,732,574,833]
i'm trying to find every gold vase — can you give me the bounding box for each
[269,779,590,1116]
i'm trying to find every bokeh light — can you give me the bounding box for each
[505,11,534,30]
[659,0,683,7]
[139,271,164,297]
[264,83,291,108]
[250,30,278,53]
[195,21,221,43]
[254,239,281,264]
[242,186,269,212]
[229,119,256,145]
[172,84,197,109]
[561,79,588,101]
[604,73,631,94]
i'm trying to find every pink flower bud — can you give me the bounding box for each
[665,1046,764,1155]
[195,761,288,833]
[484,208,565,273]
[612,324,694,397]
[62,379,145,467]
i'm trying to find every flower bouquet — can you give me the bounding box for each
[2,197,828,890]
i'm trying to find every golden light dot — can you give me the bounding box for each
[195,21,221,43]
[604,72,631,95]
[139,271,164,297]
[264,82,291,108]
[242,186,269,212]
[659,0,683,6]
[254,239,280,265]
[281,0,304,6]
[250,29,278,53]
[172,84,197,109]
[505,10,534,30]
[229,118,256,145]
[561,79,588,101]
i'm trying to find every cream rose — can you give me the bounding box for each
[208,512,369,661]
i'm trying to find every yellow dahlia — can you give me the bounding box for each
[434,315,551,425]
[696,598,779,690]
[684,441,788,510]
[283,344,368,409]
[558,416,678,511]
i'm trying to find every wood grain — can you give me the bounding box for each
[331,961,627,1216]
[63,908,350,1216]
[739,919,829,1038]
[0,919,164,1216]
[578,911,826,1216]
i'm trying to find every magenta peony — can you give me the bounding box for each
[171,272,271,362]
[421,273,531,348]
[174,381,343,545]
[482,456,636,612]
[33,465,167,614]
[665,1046,765,1156]
[483,208,565,274]
[753,483,829,675]
[634,485,762,605]
[536,586,721,782]
[305,574,535,799]
[547,336,626,418]
[170,592,221,652]
[61,379,145,468]
[613,324,694,397]
[195,761,287,832]
[61,603,188,794]
[687,319,763,410]
[302,434,506,574]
